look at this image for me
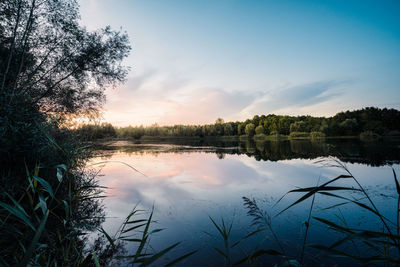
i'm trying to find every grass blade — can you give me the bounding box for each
[0,202,35,231]
[19,210,49,267]
[33,176,54,198]
[165,250,197,267]
[139,242,180,266]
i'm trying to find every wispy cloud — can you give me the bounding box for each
[102,76,350,126]
[159,88,255,125]
[239,80,348,117]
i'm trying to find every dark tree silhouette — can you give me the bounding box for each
[0,0,130,115]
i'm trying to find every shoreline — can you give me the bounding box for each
[91,134,400,145]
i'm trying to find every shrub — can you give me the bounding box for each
[0,93,105,265]
[255,125,265,135]
[309,131,326,139]
[254,133,267,140]
[289,132,310,139]
[360,131,380,141]
[245,123,256,137]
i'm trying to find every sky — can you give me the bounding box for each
[78,0,400,126]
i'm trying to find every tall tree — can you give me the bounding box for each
[0,0,131,115]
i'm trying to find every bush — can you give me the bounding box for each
[0,93,106,265]
[253,133,267,140]
[309,131,326,139]
[360,131,381,141]
[289,132,310,138]
[76,123,117,141]
[255,125,265,135]
[117,126,145,139]
[245,123,256,137]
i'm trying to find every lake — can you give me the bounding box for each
[91,138,400,266]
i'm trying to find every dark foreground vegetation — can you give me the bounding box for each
[76,107,400,141]
[0,0,126,264]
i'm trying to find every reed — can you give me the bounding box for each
[0,165,196,266]
[277,158,400,264]
[206,213,285,266]
[227,158,400,265]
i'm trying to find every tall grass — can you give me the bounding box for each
[0,162,103,266]
[206,215,279,266]
[102,205,197,266]
[0,163,196,266]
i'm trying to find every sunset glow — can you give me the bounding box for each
[78,0,400,126]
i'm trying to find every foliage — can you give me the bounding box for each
[0,0,131,265]
[290,121,307,133]
[360,131,381,141]
[253,133,267,140]
[77,123,117,140]
[245,123,256,137]
[76,107,400,140]
[255,125,265,135]
[101,205,197,266]
[0,91,106,265]
[289,132,310,138]
[0,0,130,115]
[309,131,325,139]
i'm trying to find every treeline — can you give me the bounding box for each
[76,107,400,140]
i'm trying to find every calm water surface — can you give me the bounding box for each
[91,139,400,266]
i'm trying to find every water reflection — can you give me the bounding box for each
[97,138,400,166]
[92,140,400,266]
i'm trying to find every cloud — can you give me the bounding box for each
[159,88,255,125]
[239,80,347,117]
[102,69,257,125]
[102,72,349,126]
[125,69,158,91]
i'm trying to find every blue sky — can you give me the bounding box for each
[78,0,400,126]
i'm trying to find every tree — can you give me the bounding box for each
[238,123,246,135]
[252,115,260,126]
[215,118,224,124]
[263,116,277,134]
[290,121,307,132]
[0,1,131,265]
[255,125,265,135]
[278,116,292,135]
[215,118,224,135]
[245,123,255,137]
[224,123,233,136]
[0,0,130,115]
[340,118,358,135]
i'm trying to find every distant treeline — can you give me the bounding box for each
[76,107,400,140]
